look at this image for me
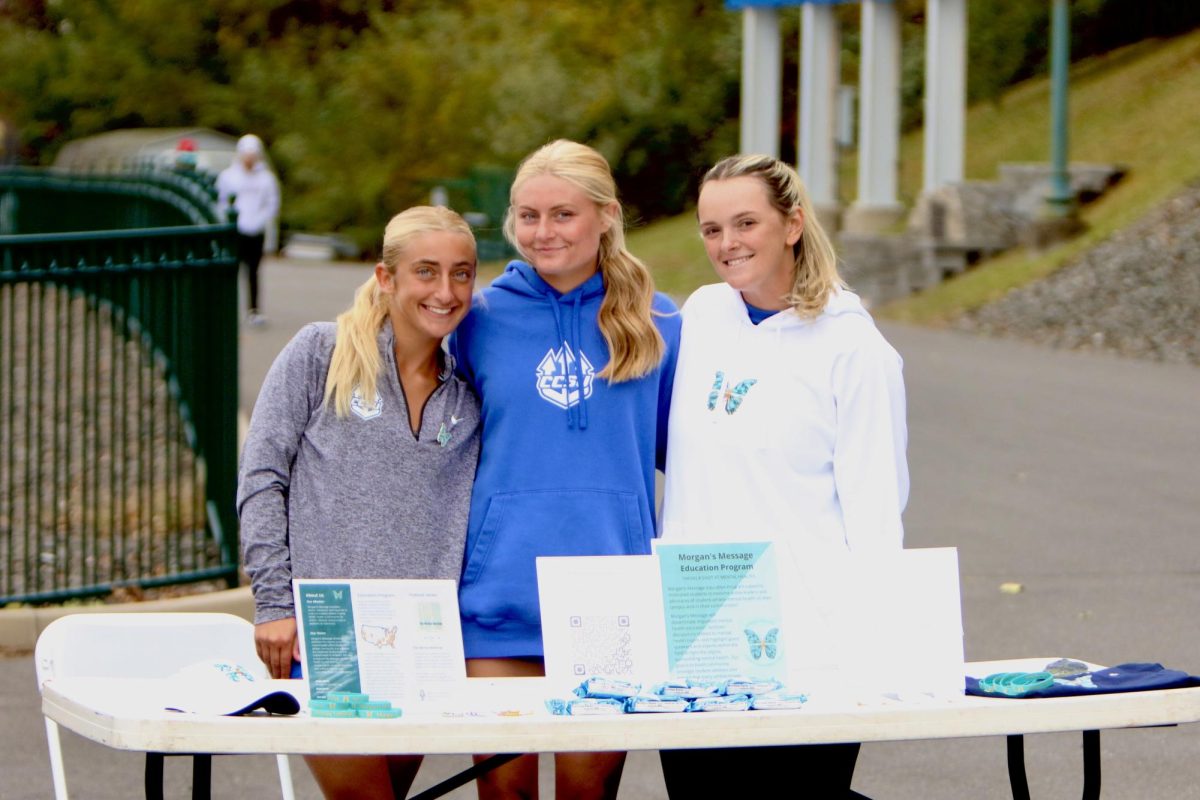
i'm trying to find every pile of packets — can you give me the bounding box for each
[309,691,403,719]
[546,677,808,716]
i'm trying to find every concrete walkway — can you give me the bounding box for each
[3,256,1198,798]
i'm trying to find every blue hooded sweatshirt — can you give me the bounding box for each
[449,260,681,658]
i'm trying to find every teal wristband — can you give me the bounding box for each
[980,671,1055,697]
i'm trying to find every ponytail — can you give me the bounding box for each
[324,276,388,417]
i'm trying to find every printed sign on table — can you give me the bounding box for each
[537,556,668,688]
[656,542,784,683]
[538,545,964,697]
[293,578,466,710]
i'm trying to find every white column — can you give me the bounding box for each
[923,0,966,192]
[740,7,781,158]
[845,0,904,232]
[798,2,840,223]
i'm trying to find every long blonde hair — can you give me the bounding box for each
[503,140,664,383]
[324,206,475,417]
[700,155,844,318]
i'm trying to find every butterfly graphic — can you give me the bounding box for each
[744,627,779,661]
[707,370,758,414]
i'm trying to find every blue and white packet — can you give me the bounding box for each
[688,693,752,712]
[625,694,690,713]
[574,677,641,700]
[653,679,722,699]
[722,677,783,696]
[749,692,809,710]
[546,697,626,716]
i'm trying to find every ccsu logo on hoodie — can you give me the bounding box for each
[536,342,594,409]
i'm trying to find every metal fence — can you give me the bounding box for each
[0,167,239,604]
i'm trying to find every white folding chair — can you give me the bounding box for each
[35,611,295,800]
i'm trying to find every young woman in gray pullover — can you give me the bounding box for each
[238,206,481,799]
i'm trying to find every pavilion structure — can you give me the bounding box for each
[732,0,966,232]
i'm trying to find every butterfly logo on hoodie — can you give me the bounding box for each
[707,371,757,415]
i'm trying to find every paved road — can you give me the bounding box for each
[4,257,1198,798]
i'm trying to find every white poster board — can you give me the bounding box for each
[537,546,964,698]
[537,556,667,692]
[293,578,466,711]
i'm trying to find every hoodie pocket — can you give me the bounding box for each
[460,489,646,626]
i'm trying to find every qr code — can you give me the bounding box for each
[569,615,634,677]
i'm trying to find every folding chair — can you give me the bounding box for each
[35,611,295,800]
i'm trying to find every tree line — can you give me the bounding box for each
[2,0,1195,250]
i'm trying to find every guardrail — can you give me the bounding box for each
[0,167,239,604]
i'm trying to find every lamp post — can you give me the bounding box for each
[1026,0,1084,247]
[1045,0,1075,217]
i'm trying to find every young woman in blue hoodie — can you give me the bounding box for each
[450,140,680,799]
[659,155,908,796]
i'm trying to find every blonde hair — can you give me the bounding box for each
[324,206,475,417]
[503,140,664,383]
[700,155,844,318]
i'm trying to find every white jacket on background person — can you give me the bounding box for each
[216,156,280,236]
[662,282,908,552]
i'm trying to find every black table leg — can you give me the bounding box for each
[1081,730,1101,800]
[145,753,165,800]
[405,753,523,800]
[192,754,212,800]
[1007,729,1103,800]
[1007,735,1032,800]
[144,752,213,800]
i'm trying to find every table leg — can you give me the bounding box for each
[145,753,165,800]
[1008,730,1103,800]
[192,754,212,800]
[143,752,214,800]
[1006,735,1031,800]
[1081,730,1101,800]
[405,754,522,800]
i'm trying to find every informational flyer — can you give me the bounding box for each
[293,578,466,710]
[656,542,784,683]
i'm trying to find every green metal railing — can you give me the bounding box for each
[0,167,239,604]
[435,166,516,262]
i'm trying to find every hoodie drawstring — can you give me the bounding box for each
[545,291,590,430]
[573,292,588,430]
[547,298,577,429]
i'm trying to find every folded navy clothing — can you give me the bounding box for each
[967,663,1200,699]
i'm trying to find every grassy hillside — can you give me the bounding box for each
[626,27,1200,318]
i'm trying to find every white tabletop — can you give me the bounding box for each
[42,660,1200,756]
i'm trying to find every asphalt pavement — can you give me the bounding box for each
[3,256,1198,799]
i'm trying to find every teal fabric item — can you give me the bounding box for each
[967,663,1200,698]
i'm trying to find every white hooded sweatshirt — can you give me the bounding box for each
[662,282,908,553]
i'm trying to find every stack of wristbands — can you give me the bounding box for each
[310,691,403,719]
[545,676,808,716]
[976,672,1056,697]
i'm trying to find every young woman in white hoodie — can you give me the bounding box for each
[659,154,909,797]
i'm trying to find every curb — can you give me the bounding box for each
[0,586,255,650]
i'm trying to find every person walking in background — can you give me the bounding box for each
[217,133,280,327]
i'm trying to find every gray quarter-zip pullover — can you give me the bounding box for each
[238,321,480,624]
